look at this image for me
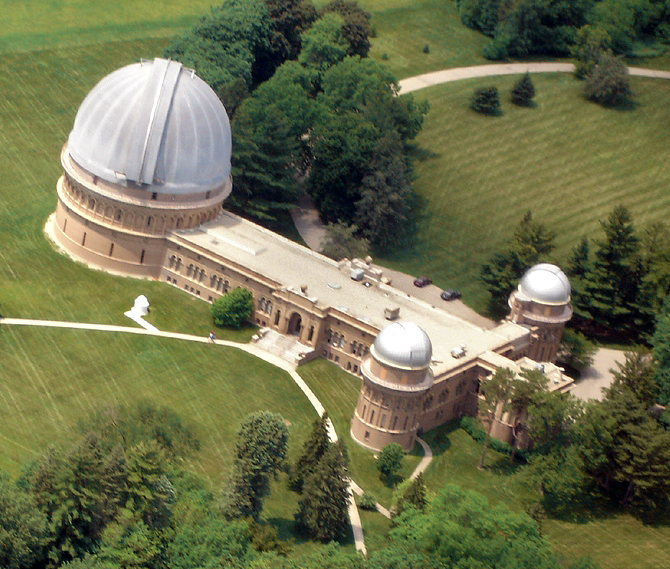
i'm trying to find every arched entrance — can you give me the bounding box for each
[288,312,302,336]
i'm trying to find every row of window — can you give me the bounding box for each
[326,330,369,356]
[258,297,273,315]
[64,179,218,231]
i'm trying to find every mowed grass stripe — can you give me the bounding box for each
[381,73,670,311]
[0,327,315,483]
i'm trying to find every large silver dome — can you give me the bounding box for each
[68,58,232,195]
[519,263,571,305]
[371,322,432,370]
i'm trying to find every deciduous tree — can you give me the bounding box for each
[478,367,515,469]
[376,443,404,482]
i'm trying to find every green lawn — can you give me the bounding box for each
[0,0,212,52]
[382,72,670,313]
[298,359,423,507]
[0,326,316,483]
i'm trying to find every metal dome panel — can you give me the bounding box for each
[68,58,232,195]
[519,263,571,305]
[371,322,432,370]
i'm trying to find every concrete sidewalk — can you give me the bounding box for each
[398,62,670,94]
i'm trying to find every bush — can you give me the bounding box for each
[422,44,430,53]
[358,493,377,511]
[211,288,254,329]
[510,72,535,106]
[470,86,501,115]
[376,443,405,481]
[460,416,526,459]
[583,52,632,106]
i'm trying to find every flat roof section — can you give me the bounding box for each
[174,212,530,377]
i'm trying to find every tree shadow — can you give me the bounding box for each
[406,143,440,162]
[421,420,458,457]
[486,456,523,477]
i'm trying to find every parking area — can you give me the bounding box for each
[375,265,497,330]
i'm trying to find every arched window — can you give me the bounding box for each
[307,325,314,342]
[339,336,346,349]
[259,298,266,312]
[351,341,357,354]
[187,264,194,278]
[266,301,272,315]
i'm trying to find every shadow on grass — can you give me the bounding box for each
[407,143,440,162]
[421,419,459,455]
[486,456,523,477]
[269,516,356,548]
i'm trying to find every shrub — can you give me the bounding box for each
[460,416,526,459]
[583,52,632,106]
[510,72,535,106]
[470,86,501,115]
[211,288,254,329]
[358,493,377,511]
[376,443,404,480]
[422,44,430,53]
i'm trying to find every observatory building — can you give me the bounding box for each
[49,58,574,452]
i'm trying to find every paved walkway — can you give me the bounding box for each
[291,194,327,251]
[571,348,626,402]
[0,317,365,554]
[398,62,670,94]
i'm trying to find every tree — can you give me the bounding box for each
[289,413,331,492]
[298,13,349,88]
[526,390,583,455]
[570,25,612,78]
[556,328,596,375]
[383,484,560,569]
[394,472,427,516]
[480,211,556,316]
[308,110,379,223]
[321,0,372,57]
[0,476,48,569]
[354,133,414,251]
[583,52,633,106]
[477,367,515,469]
[222,412,289,519]
[164,0,272,91]
[211,288,254,329]
[295,442,350,541]
[585,205,645,335]
[610,348,659,407]
[376,443,404,482]
[470,86,500,115]
[260,0,318,80]
[652,297,670,405]
[510,72,535,105]
[320,222,370,260]
[565,236,592,318]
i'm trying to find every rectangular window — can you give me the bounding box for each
[82,232,87,247]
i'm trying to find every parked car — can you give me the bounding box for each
[441,289,462,301]
[413,276,432,287]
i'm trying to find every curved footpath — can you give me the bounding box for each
[398,62,670,94]
[1,316,435,554]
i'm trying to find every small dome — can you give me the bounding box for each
[519,263,571,305]
[68,58,232,195]
[371,322,432,369]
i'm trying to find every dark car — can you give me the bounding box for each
[413,276,432,287]
[440,289,462,301]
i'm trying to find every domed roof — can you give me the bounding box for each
[519,263,571,305]
[371,322,432,370]
[68,58,232,195]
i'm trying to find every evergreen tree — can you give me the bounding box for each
[652,297,670,406]
[470,86,500,115]
[394,472,427,516]
[481,211,555,317]
[295,442,350,541]
[0,476,48,569]
[585,205,646,336]
[510,72,535,105]
[610,349,659,407]
[289,413,331,493]
[565,236,592,318]
[223,412,289,520]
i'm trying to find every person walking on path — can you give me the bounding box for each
[209,330,216,342]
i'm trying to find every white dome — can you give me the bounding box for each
[68,58,232,195]
[519,263,571,305]
[371,322,432,369]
